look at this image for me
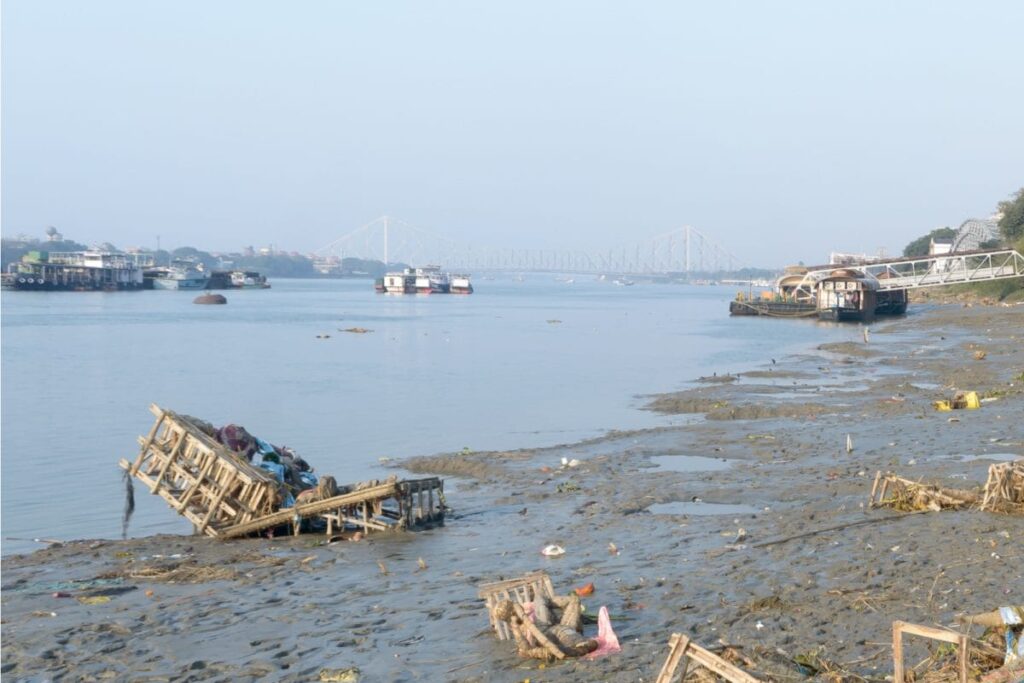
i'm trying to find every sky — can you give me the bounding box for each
[2,1,1022,267]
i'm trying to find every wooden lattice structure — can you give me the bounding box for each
[655,634,762,683]
[980,461,1024,512]
[478,572,555,641]
[120,405,446,539]
[119,404,280,536]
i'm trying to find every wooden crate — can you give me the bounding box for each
[119,404,279,537]
[478,572,556,641]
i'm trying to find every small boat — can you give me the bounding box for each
[449,274,473,294]
[150,260,208,290]
[230,270,270,289]
[379,266,467,294]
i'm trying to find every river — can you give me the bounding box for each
[1,277,848,554]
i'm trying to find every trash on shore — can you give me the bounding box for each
[478,572,620,662]
[655,632,762,683]
[934,390,981,411]
[119,404,447,539]
[869,461,1023,514]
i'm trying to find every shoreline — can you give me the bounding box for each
[2,303,1022,681]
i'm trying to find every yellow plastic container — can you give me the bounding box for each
[933,400,952,412]
[958,391,981,410]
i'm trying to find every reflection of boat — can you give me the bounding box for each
[149,260,208,290]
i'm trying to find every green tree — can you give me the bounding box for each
[997,187,1024,242]
[903,227,956,257]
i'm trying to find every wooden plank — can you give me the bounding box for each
[686,642,761,683]
[893,621,905,683]
[655,633,689,683]
[219,483,399,538]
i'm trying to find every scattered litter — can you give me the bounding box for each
[574,582,595,597]
[608,542,619,556]
[541,545,566,557]
[974,350,988,360]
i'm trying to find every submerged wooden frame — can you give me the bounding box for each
[478,572,556,641]
[120,404,446,538]
[892,620,969,683]
[655,633,761,683]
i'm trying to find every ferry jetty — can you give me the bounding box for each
[375,266,473,294]
[2,250,153,291]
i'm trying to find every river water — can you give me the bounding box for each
[1,278,848,554]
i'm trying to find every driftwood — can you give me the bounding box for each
[655,633,761,683]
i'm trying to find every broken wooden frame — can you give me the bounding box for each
[655,633,761,683]
[870,464,1023,514]
[892,620,969,683]
[478,572,556,641]
[981,461,1024,512]
[869,472,977,512]
[120,404,280,536]
[120,404,446,538]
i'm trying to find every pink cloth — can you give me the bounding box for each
[585,606,621,659]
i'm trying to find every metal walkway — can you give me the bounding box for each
[793,249,1024,295]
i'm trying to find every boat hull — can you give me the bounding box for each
[152,277,209,290]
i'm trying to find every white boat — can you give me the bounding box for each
[230,270,270,289]
[151,260,208,290]
[450,274,473,294]
[378,266,467,294]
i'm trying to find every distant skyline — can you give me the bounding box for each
[3,1,1022,267]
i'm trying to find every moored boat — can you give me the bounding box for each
[148,259,209,290]
[449,274,473,294]
[378,266,468,294]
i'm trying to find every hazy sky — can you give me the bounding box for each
[3,1,1022,267]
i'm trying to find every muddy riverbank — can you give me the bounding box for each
[2,304,1022,682]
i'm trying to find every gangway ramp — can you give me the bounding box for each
[792,248,1024,296]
